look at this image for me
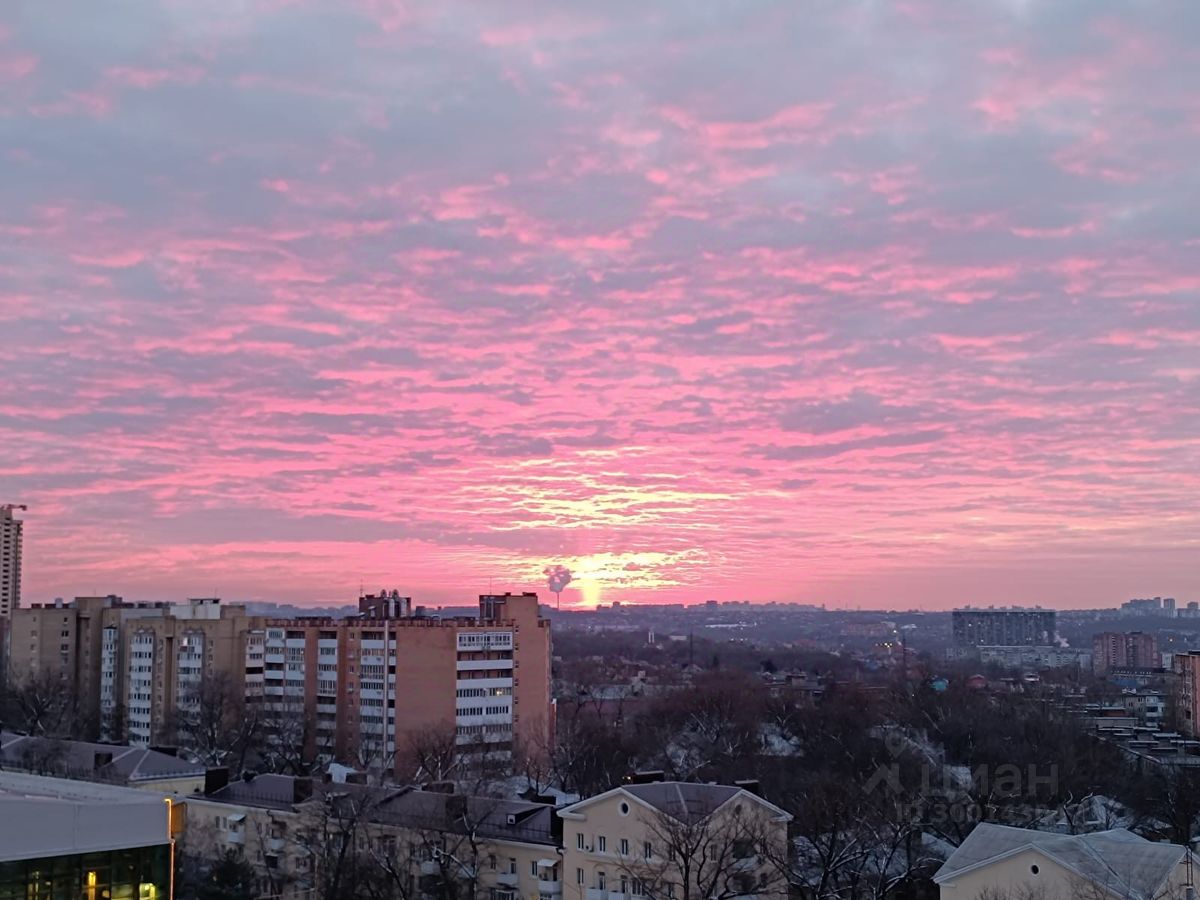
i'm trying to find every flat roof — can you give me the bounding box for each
[0,772,170,862]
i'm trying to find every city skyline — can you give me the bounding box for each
[2,2,1199,609]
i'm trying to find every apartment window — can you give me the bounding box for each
[489,855,497,871]
[531,861,538,877]
[508,858,517,875]
[632,880,645,897]
[576,869,584,886]
[597,836,606,853]
[619,839,629,856]
[665,884,675,900]
[620,877,628,894]
[576,833,584,850]
[597,873,606,891]
[732,839,755,860]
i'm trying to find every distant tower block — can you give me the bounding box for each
[0,504,26,618]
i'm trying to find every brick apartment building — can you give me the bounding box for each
[4,591,552,777]
[254,591,552,773]
[1174,651,1200,738]
[5,595,252,740]
[1092,631,1160,676]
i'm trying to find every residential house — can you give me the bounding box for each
[935,823,1200,900]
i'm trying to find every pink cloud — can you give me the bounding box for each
[2,0,1198,610]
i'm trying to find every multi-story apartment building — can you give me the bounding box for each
[6,590,553,774]
[1173,651,1200,738]
[7,595,263,742]
[256,591,553,776]
[0,504,23,619]
[111,598,262,745]
[978,645,1091,671]
[1092,631,1160,675]
[183,773,560,900]
[951,608,1056,647]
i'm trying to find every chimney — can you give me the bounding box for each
[293,777,314,804]
[626,770,666,784]
[92,751,114,771]
[205,767,230,796]
[734,779,762,797]
[445,794,467,821]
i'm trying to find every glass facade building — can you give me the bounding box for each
[0,844,170,900]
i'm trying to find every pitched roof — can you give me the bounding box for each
[204,776,557,845]
[208,773,298,810]
[560,781,791,824]
[623,782,743,819]
[0,731,205,785]
[935,823,1190,899]
[336,785,557,845]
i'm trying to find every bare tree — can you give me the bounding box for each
[616,800,790,900]
[257,692,331,776]
[353,727,398,784]
[410,792,503,900]
[171,671,263,770]
[0,668,79,737]
[249,810,299,900]
[550,702,633,798]
[9,734,70,776]
[400,724,461,784]
[289,788,505,900]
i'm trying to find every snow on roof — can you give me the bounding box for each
[935,822,1190,899]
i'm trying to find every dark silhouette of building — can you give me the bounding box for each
[952,607,1056,646]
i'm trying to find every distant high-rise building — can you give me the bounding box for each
[951,607,1056,646]
[1120,597,1177,618]
[1092,631,1160,675]
[0,505,23,618]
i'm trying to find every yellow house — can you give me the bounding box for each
[559,782,791,900]
[935,823,1200,900]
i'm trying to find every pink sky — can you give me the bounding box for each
[1,2,1198,610]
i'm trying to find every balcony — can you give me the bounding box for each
[496,872,520,888]
[537,879,562,895]
[266,837,287,853]
[733,855,759,871]
[420,860,440,876]
[586,890,607,900]
[225,830,244,846]
[456,658,513,672]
